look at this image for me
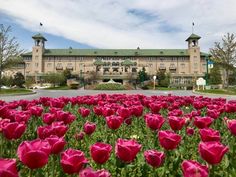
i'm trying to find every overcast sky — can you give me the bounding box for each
[1,0,236,52]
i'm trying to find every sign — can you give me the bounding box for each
[196,77,206,86]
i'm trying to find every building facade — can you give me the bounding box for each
[18,33,208,87]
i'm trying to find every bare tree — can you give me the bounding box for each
[210,33,236,88]
[0,24,24,89]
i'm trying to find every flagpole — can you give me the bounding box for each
[192,22,194,34]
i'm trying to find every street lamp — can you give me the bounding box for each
[205,55,209,86]
[153,75,157,90]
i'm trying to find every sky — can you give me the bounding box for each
[1,0,236,52]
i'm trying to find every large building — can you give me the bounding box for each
[8,33,208,87]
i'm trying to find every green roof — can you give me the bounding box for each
[186,33,201,41]
[22,48,209,57]
[32,33,47,41]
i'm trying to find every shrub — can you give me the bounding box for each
[94,83,126,90]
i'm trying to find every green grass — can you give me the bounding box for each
[0,89,33,95]
[44,86,70,90]
[147,85,181,90]
[196,89,236,95]
[94,83,126,90]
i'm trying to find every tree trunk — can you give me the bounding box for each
[225,69,229,88]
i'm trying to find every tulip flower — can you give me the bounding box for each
[0,158,19,177]
[144,150,165,168]
[199,128,221,142]
[90,142,112,164]
[194,116,214,129]
[198,141,229,165]
[78,107,90,118]
[225,118,236,136]
[181,160,208,177]
[144,113,165,131]
[168,116,186,131]
[184,126,193,135]
[17,139,51,169]
[79,167,111,177]
[115,138,141,163]
[83,121,96,135]
[42,113,56,125]
[149,103,162,114]
[105,115,123,130]
[46,135,66,154]
[60,148,88,174]
[2,122,26,140]
[158,130,182,150]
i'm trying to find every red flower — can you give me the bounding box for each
[199,128,220,142]
[117,107,131,119]
[46,135,66,154]
[60,148,88,174]
[79,167,111,177]
[186,127,194,136]
[149,103,162,114]
[144,113,165,131]
[144,150,165,168]
[2,122,26,140]
[168,116,186,131]
[78,107,90,118]
[105,115,123,130]
[102,107,115,117]
[194,116,214,129]
[131,105,143,117]
[17,139,51,169]
[42,113,56,124]
[207,109,220,119]
[56,110,76,124]
[90,142,112,164]
[115,138,141,163]
[28,106,43,117]
[37,122,68,139]
[181,160,208,177]
[83,121,96,135]
[198,141,229,165]
[0,158,19,177]
[93,106,103,116]
[158,130,182,150]
[226,118,236,136]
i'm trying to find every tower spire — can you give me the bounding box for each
[192,22,195,34]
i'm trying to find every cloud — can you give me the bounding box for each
[0,0,236,51]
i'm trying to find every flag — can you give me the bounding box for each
[40,22,43,26]
[192,22,194,26]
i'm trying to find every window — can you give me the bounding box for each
[26,63,30,67]
[194,63,198,69]
[35,63,38,67]
[181,63,185,68]
[47,63,52,67]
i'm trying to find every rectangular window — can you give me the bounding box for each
[181,63,185,68]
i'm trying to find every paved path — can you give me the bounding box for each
[1,89,236,102]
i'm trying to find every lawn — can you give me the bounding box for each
[147,86,181,90]
[0,88,33,95]
[44,86,71,90]
[196,88,236,95]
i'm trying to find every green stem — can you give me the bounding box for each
[29,169,33,177]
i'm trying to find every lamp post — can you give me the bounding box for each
[153,75,157,90]
[205,55,209,86]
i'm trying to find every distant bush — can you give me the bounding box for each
[69,83,80,89]
[94,83,126,90]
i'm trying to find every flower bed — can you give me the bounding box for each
[0,94,236,176]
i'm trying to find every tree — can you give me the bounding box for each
[156,71,170,87]
[210,33,236,88]
[44,73,65,87]
[1,75,13,87]
[0,24,24,89]
[63,69,72,84]
[209,65,222,85]
[138,67,148,84]
[12,72,25,88]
